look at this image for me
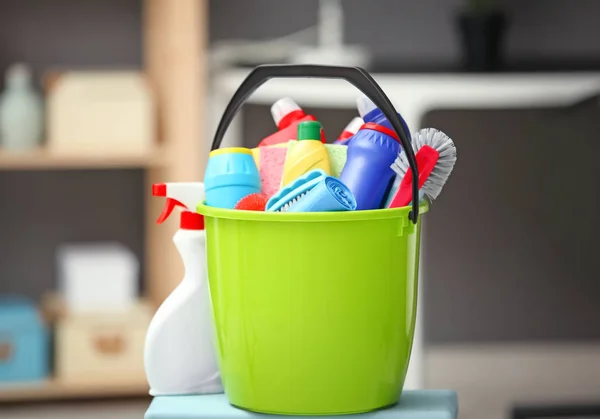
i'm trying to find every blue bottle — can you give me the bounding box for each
[339,96,406,210]
[204,147,261,209]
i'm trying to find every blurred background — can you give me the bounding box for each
[0,0,599,418]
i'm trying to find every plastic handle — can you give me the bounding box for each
[210,64,420,224]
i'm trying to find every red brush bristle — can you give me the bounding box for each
[234,193,269,211]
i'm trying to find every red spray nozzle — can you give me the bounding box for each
[156,198,186,224]
[152,182,204,226]
[153,183,184,223]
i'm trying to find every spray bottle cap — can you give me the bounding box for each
[297,121,323,141]
[271,97,304,129]
[357,95,377,119]
[152,183,205,230]
[342,117,363,135]
[180,210,204,230]
[357,94,411,139]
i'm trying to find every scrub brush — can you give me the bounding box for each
[388,128,456,208]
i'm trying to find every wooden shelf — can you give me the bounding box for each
[0,0,207,404]
[0,148,166,171]
[0,378,149,403]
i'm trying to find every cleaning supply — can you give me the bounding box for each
[204,147,261,209]
[266,169,326,212]
[234,193,269,211]
[145,182,222,396]
[254,141,344,196]
[388,128,457,208]
[266,169,355,212]
[383,168,408,208]
[281,121,331,186]
[324,143,348,178]
[357,94,411,137]
[251,147,261,168]
[258,97,323,147]
[252,141,289,169]
[333,116,363,145]
[201,63,426,415]
[287,175,356,212]
[254,141,346,188]
[339,115,401,211]
[256,144,289,198]
[197,198,429,414]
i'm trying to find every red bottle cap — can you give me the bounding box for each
[180,211,204,230]
[360,122,400,143]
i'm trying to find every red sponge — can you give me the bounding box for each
[234,193,269,211]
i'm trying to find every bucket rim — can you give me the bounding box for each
[197,201,428,222]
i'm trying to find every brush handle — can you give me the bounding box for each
[389,145,439,208]
[210,64,420,224]
[389,172,415,209]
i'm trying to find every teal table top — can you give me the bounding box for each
[145,390,458,419]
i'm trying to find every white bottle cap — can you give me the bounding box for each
[270,97,302,126]
[357,95,377,118]
[343,116,364,134]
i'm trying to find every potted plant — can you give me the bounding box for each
[456,0,508,71]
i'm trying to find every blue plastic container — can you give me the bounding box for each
[339,124,401,211]
[0,297,49,383]
[338,96,413,211]
[204,147,261,209]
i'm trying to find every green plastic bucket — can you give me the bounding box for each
[200,65,427,415]
[197,203,427,415]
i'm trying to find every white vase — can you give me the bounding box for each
[0,63,44,151]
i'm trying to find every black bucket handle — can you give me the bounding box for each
[210,64,420,224]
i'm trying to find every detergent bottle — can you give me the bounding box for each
[333,117,363,145]
[258,97,324,147]
[281,121,331,186]
[204,147,261,209]
[144,182,222,396]
[339,97,405,210]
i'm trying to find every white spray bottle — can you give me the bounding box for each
[144,182,223,396]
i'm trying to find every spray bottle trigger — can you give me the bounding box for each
[157,198,187,224]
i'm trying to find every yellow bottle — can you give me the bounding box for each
[281,121,331,186]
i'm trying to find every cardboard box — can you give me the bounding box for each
[55,301,152,382]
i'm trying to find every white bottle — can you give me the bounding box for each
[144,182,223,396]
[0,63,43,151]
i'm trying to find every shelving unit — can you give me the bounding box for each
[0,0,207,404]
[0,378,150,403]
[0,148,166,170]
